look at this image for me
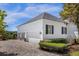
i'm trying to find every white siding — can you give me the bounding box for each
[43,19,67,39]
[17,18,78,43]
[17,19,43,43]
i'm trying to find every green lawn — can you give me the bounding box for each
[40,42,66,48]
[70,51,79,56]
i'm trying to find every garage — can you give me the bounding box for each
[28,37,43,44]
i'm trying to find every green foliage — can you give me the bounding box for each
[0,10,17,40]
[39,39,69,53]
[60,3,79,44]
[39,39,67,48]
[60,4,79,22]
[41,38,68,43]
[60,3,79,35]
[0,10,7,39]
[50,38,68,43]
[3,31,17,40]
[69,51,79,56]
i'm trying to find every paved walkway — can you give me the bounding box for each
[0,40,61,56]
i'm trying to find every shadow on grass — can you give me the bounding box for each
[0,52,17,56]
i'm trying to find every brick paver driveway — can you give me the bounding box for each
[0,40,61,56]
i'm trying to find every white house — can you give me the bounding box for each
[17,12,78,44]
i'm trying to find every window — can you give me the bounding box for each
[46,25,54,34]
[62,27,67,34]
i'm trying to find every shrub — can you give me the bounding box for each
[2,31,17,40]
[39,39,69,53]
[41,38,68,43]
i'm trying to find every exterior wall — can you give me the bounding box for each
[43,19,67,39]
[17,19,43,43]
[67,22,78,39]
[17,18,78,43]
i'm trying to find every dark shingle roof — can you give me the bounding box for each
[18,12,63,27]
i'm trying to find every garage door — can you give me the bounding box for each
[28,37,42,44]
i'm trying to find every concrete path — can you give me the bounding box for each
[0,40,61,56]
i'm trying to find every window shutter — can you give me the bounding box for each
[62,27,63,34]
[65,27,67,34]
[62,27,67,34]
[52,25,54,34]
[46,25,48,34]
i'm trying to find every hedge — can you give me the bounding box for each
[39,38,69,53]
[47,38,68,43]
[40,38,68,44]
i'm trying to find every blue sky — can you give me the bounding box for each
[0,3,64,31]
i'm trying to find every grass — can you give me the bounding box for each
[40,42,66,48]
[70,51,79,56]
[39,40,68,54]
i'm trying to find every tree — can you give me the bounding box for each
[0,10,7,40]
[60,3,79,43]
[4,31,17,39]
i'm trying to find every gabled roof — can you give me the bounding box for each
[18,12,63,27]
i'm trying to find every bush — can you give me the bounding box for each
[2,31,17,40]
[39,39,69,53]
[49,38,68,43]
[40,38,68,43]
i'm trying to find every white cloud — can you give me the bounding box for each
[25,4,62,13]
[5,4,62,25]
[4,7,31,24]
[3,4,63,31]
[4,12,30,24]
